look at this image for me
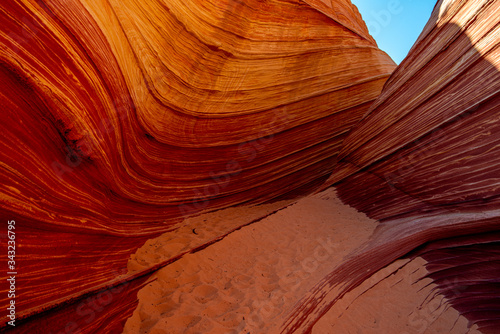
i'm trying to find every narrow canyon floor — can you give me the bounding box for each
[122,188,480,334]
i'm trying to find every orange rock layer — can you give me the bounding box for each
[0,0,394,332]
[1,0,499,333]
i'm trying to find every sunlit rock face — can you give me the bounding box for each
[286,0,499,333]
[330,0,500,221]
[2,0,499,333]
[0,0,395,332]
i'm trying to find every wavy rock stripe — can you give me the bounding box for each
[329,0,500,217]
[12,273,153,334]
[0,0,395,332]
[418,232,500,334]
[310,255,482,334]
[281,0,499,332]
[280,210,500,333]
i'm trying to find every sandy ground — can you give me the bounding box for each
[312,256,481,334]
[126,199,295,273]
[122,188,478,333]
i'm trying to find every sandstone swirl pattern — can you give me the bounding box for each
[0,0,394,332]
[280,0,500,333]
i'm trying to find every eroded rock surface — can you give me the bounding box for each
[1,0,499,333]
[0,0,394,332]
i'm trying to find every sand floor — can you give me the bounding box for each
[122,188,479,333]
[312,256,481,334]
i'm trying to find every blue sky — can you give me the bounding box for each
[352,0,437,64]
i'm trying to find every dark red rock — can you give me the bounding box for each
[283,0,500,332]
[0,0,394,332]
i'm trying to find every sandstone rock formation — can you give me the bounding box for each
[0,0,393,332]
[0,0,498,333]
[284,0,499,332]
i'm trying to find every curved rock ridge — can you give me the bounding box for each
[279,0,499,332]
[0,0,394,332]
[330,0,500,220]
[418,232,500,334]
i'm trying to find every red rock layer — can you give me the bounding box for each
[330,0,500,219]
[418,232,500,334]
[280,0,500,332]
[0,0,394,332]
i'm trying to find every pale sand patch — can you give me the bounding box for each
[127,199,295,272]
[123,188,377,333]
[123,188,477,333]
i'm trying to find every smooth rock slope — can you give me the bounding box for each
[1,0,498,333]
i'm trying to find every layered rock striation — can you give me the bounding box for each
[0,0,394,332]
[1,0,499,333]
[282,0,500,332]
